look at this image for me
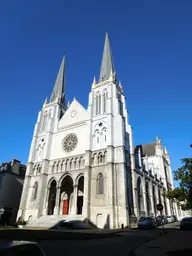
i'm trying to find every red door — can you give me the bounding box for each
[63,200,69,215]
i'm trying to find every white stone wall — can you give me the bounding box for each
[133,140,178,219]
[19,75,134,228]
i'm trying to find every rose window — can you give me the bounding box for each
[63,133,78,152]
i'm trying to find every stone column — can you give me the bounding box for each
[82,166,91,219]
[71,185,78,215]
[82,150,92,219]
[54,186,61,215]
[143,191,147,217]
[142,179,147,216]
[17,174,32,220]
[42,187,49,215]
[130,154,137,216]
[161,193,165,215]
[149,186,155,216]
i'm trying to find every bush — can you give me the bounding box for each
[17,220,27,225]
[12,220,27,228]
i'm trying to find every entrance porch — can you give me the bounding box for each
[45,175,85,217]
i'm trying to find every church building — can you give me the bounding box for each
[18,34,177,228]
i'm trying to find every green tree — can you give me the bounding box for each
[164,158,192,210]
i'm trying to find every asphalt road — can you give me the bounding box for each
[38,223,179,256]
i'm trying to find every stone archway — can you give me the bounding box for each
[60,176,74,215]
[47,180,56,215]
[77,176,84,215]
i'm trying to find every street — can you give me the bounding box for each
[38,223,179,256]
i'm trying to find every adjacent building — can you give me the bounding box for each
[134,138,178,219]
[0,159,26,225]
[17,34,177,228]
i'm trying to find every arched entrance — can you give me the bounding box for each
[77,176,84,215]
[47,180,56,215]
[60,176,73,215]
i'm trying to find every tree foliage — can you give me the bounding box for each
[164,158,192,210]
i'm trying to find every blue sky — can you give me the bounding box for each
[0,0,191,183]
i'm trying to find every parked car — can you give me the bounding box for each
[180,217,192,230]
[162,215,168,224]
[157,215,168,225]
[138,216,157,229]
[50,220,95,230]
[155,216,162,226]
[167,215,174,223]
[0,241,46,255]
[172,215,178,222]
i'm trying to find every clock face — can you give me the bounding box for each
[70,110,77,118]
[63,133,78,152]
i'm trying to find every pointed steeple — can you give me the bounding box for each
[92,75,97,89]
[99,33,115,82]
[119,80,122,89]
[44,97,48,104]
[50,56,66,104]
[43,97,48,108]
[156,136,160,142]
[164,146,168,155]
[93,75,96,85]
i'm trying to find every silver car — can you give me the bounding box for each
[166,215,174,223]
[138,216,157,229]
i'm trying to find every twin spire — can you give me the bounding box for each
[99,33,116,82]
[50,56,66,104]
[48,33,116,106]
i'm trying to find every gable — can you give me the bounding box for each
[58,98,89,128]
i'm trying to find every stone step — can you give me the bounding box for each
[27,215,84,228]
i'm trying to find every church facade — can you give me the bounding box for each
[18,34,177,228]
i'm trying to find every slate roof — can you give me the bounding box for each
[135,142,156,157]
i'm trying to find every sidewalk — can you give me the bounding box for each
[134,229,192,256]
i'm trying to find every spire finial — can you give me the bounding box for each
[164,145,168,155]
[92,75,97,89]
[50,55,66,104]
[99,33,115,82]
[93,75,96,84]
[43,97,48,107]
